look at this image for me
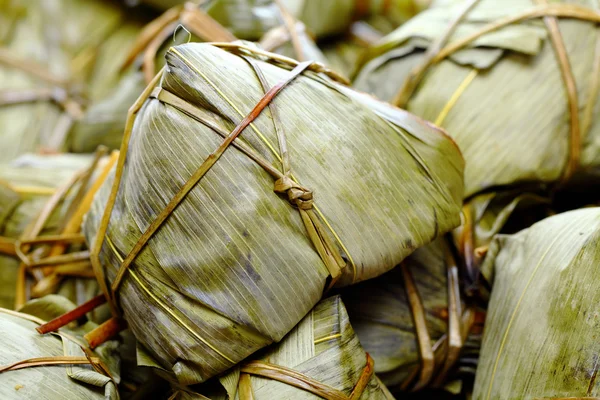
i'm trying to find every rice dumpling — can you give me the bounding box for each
[0,296,118,399]
[354,0,600,198]
[474,207,600,398]
[343,238,479,391]
[83,42,463,385]
[174,296,393,399]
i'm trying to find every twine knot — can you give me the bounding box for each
[274,176,313,210]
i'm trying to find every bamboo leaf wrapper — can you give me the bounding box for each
[84,42,464,385]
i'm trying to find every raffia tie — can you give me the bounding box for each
[119,2,238,85]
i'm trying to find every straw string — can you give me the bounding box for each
[0,46,68,87]
[12,151,117,301]
[238,353,374,400]
[89,68,166,320]
[0,308,113,383]
[0,45,85,154]
[273,0,305,61]
[392,0,481,108]
[0,149,116,308]
[244,55,346,284]
[150,84,356,282]
[400,262,435,390]
[581,31,600,149]
[36,294,107,334]
[210,42,350,85]
[144,57,349,284]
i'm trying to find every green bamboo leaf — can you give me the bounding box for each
[138,0,430,39]
[83,42,464,385]
[355,0,600,198]
[474,207,600,399]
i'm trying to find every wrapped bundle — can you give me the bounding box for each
[0,296,118,399]
[0,0,149,161]
[83,42,463,385]
[474,207,600,398]
[176,296,393,399]
[0,152,117,311]
[266,0,430,38]
[343,238,478,391]
[355,0,600,198]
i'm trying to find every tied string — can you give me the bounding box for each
[399,237,474,391]
[148,87,346,285]
[119,1,237,84]
[273,0,305,62]
[238,353,374,400]
[0,47,85,152]
[243,54,346,286]
[210,42,350,85]
[0,356,100,373]
[107,60,315,300]
[392,2,600,185]
[0,148,117,309]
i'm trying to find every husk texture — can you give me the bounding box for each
[474,207,600,399]
[83,42,463,385]
[343,239,449,388]
[0,295,119,399]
